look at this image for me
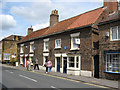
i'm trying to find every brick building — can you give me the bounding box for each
[17,0,119,79]
[0,35,23,63]
[98,11,120,80]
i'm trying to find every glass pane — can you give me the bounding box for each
[111,27,117,40]
[118,26,120,39]
[69,57,74,67]
[76,63,79,68]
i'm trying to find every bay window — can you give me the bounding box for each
[68,56,80,69]
[106,53,120,73]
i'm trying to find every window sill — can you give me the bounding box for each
[70,48,80,51]
[67,68,80,70]
[30,51,34,53]
[43,50,49,52]
[104,71,120,74]
[54,47,61,50]
[110,39,120,41]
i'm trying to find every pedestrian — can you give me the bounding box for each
[34,58,39,70]
[27,60,31,71]
[47,60,52,73]
[44,60,48,73]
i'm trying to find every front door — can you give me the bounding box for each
[63,57,67,73]
[57,57,60,72]
[94,55,99,78]
[23,57,25,67]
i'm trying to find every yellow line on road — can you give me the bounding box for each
[33,71,108,88]
[84,83,108,88]
[10,67,109,89]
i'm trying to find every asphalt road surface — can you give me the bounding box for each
[1,66,109,89]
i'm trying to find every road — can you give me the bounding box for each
[1,66,109,89]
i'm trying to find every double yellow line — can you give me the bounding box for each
[33,71,108,89]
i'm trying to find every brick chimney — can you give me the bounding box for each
[27,25,33,35]
[103,0,119,13]
[50,9,59,26]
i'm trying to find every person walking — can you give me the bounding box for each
[44,60,48,73]
[47,60,52,73]
[34,58,39,70]
[27,60,31,71]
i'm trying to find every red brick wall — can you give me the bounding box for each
[99,21,120,80]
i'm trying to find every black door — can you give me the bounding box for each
[57,57,60,72]
[63,57,67,73]
[94,55,99,78]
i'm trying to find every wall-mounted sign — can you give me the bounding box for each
[64,46,67,50]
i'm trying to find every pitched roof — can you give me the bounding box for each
[99,11,120,25]
[3,35,24,41]
[20,7,104,43]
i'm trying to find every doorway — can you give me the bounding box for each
[56,57,60,72]
[63,57,67,73]
[94,55,99,78]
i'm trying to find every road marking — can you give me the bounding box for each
[10,72,13,73]
[19,74,37,82]
[84,82,108,88]
[51,86,56,88]
[51,86,61,90]
[5,70,13,74]
[5,70,9,72]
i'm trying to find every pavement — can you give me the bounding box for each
[1,64,119,89]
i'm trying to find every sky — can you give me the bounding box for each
[0,0,119,40]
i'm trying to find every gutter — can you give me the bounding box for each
[18,24,92,44]
[98,19,120,26]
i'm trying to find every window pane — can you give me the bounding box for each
[111,27,117,40]
[76,57,79,68]
[72,37,79,48]
[45,42,48,50]
[118,26,120,39]
[106,53,120,73]
[56,40,61,47]
[69,57,74,67]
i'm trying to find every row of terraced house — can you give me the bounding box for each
[4,0,119,80]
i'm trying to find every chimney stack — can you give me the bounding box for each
[50,9,59,26]
[103,0,119,14]
[27,25,33,35]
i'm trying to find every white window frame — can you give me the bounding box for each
[67,55,81,70]
[20,44,24,53]
[106,53,120,73]
[43,53,49,66]
[110,26,120,41]
[43,38,49,52]
[70,32,80,50]
[30,42,34,53]
[20,57,23,64]
[55,39,61,49]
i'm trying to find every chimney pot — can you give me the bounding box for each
[103,0,118,13]
[27,25,33,35]
[50,9,59,26]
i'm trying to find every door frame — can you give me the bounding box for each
[62,57,67,73]
[93,55,99,78]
